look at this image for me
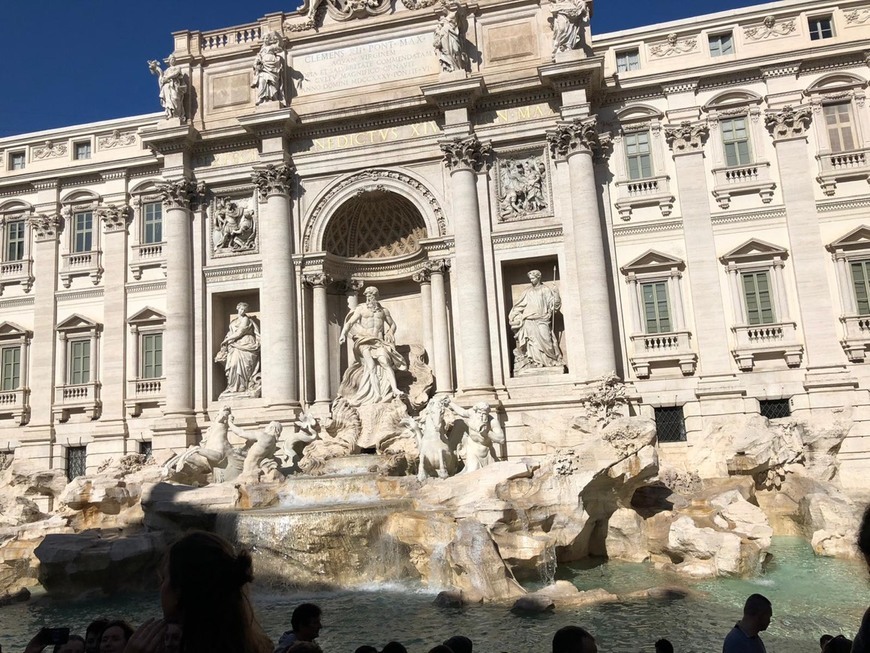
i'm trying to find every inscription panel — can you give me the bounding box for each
[211,71,252,109]
[309,121,441,152]
[486,22,538,63]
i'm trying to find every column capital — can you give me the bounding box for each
[765,105,813,142]
[303,272,332,288]
[664,120,709,154]
[157,178,203,210]
[337,278,364,293]
[439,136,493,172]
[97,204,133,234]
[252,163,296,200]
[412,268,431,284]
[27,213,63,242]
[425,258,451,274]
[546,116,601,160]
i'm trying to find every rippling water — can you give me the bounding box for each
[1,538,866,653]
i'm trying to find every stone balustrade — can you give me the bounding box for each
[130,242,166,280]
[200,25,262,52]
[711,161,776,208]
[53,381,101,421]
[125,378,165,417]
[0,387,29,425]
[839,314,870,362]
[60,251,102,287]
[614,175,674,220]
[731,321,803,370]
[629,330,697,378]
[816,146,870,196]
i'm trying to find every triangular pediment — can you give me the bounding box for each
[56,313,100,332]
[620,249,685,275]
[827,226,870,252]
[0,321,30,338]
[127,306,166,325]
[721,238,788,263]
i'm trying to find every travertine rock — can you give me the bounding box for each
[606,507,648,562]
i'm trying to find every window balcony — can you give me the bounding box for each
[629,330,697,378]
[60,251,102,288]
[0,259,34,293]
[614,175,675,220]
[125,377,165,417]
[839,315,870,362]
[711,161,776,209]
[53,381,101,421]
[130,242,166,281]
[731,321,803,371]
[0,387,29,425]
[816,147,870,196]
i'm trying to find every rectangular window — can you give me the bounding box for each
[808,16,834,40]
[654,406,687,443]
[68,339,91,385]
[142,202,163,244]
[641,281,671,334]
[742,271,776,325]
[8,151,25,171]
[759,398,791,420]
[616,49,640,73]
[139,441,153,460]
[708,32,734,57]
[721,117,752,167]
[141,333,163,379]
[624,131,653,180]
[0,346,20,391]
[73,211,93,253]
[850,260,870,315]
[66,446,87,481]
[73,141,91,160]
[823,104,856,153]
[6,220,25,262]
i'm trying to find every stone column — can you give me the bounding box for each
[413,268,435,366]
[546,118,617,379]
[305,273,332,408]
[439,136,494,396]
[428,259,454,393]
[626,276,642,332]
[765,106,846,371]
[343,279,362,364]
[252,164,300,409]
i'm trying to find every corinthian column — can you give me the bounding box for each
[546,117,616,379]
[413,268,435,366]
[252,163,300,408]
[304,273,332,408]
[427,259,454,393]
[439,136,494,395]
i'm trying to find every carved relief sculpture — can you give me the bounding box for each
[508,269,564,372]
[440,136,493,171]
[550,0,590,58]
[433,5,468,73]
[450,400,505,473]
[212,197,256,253]
[743,15,796,40]
[338,286,408,406]
[765,105,813,140]
[32,141,68,160]
[148,54,188,122]
[215,302,262,398]
[664,121,709,152]
[546,117,601,159]
[97,130,137,150]
[251,31,286,106]
[497,154,548,220]
[648,32,697,58]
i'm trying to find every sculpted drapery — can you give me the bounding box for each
[216,302,261,397]
[508,270,564,370]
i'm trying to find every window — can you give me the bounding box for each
[759,398,791,420]
[823,104,856,153]
[6,220,25,262]
[808,16,834,40]
[8,151,25,171]
[68,339,91,385]
[721,117,752,167]
[73,141,91,160]
[141,333,163,379]
[709,32,734,57]
[624,131,652,180]
[142,202,163,244]
[654,406,686,442]
[66,446,87,481]
[641,281,671,334]
[0,346,20,391]
[72,211,93,253]
[616,49,640,73]
[742,271,776,325]
[850,260,870,315]
[139,441,153,460]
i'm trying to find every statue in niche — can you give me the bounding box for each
[338,286,408,406]
[450,401,505,473]
[550,0,590,58]
[433,5,467,73]
[213,197,256,253]
[147,55,188,122]
[252,31,286,106]
[402,395,454,481]
[498,157,548,219]
[215,302,262,398]
[508,270,564,372]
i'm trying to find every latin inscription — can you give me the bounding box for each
[311,121,441,152]
[211,72,252,109]
[477,102,554,127]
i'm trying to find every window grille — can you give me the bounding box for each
[654,406,687,443]
[760,399,791,420]
[139,441,153,461]
[67,446,87,481]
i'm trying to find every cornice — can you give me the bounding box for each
[710,206,787,225]
[613,219,683,238]
[816,196,870,214]
[491,226,563,245]
[126,281,167,294]
[0,296,35,309]
[56,288,104,302]
[203,262,263,280]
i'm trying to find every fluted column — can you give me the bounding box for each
[158,179,197,416]
[439,136,494,395]
[343,279,363,364]
[428,259,454,393]
[305,273,332,407]
[546,118,616,379]
[413,269,435,366]
[252,163,300,408]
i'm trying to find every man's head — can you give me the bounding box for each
[85,620,109,653]
[654,639,674,653]
[528,270,542,285]
[267,421,283,437]
[443,636,472,653]
[552,626,597,653]
[472,401,491,416]
[168,54,177,66]
[291,603,322,641]
[742,593,773,634]
[364,286,380,304]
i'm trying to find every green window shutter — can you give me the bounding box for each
[1,346,19,391]
[852,261,870,315]
[142,333,164,379]
[743,271,775,325]
[642,282,671,334]
[70,340,91,385]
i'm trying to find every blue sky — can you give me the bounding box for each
[0,0,770,137]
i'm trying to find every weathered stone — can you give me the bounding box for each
[605,507,648,562]
[510,593,555,614]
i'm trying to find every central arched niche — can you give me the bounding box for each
[323,190,428,259]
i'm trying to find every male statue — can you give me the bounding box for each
[508,269,563,371]
[450,400,505,473]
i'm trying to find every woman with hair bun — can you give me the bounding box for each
[126,531,272,653]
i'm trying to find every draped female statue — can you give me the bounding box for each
[215,302,262,397]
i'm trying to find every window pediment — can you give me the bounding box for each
[616,105,664,124]
[805,73,867,97]
[60,190,101,207]
[827,226,870,253]
[721,239,788,265]
[620,249,685,275]
[0,321,31,339]
[56,313,101,333]
[127,306,166,327]
[0,200,33,216]
[703,90,763,112]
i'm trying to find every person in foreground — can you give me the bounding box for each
[552,626,597,653]
[274,603,322,653]
[853,504,870,653]
[722,594,772,653]
[125,531,272,653]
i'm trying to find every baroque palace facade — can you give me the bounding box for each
[1,0,870,486]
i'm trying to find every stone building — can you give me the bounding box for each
[1,0,869,489]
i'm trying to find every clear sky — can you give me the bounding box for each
[0,0,773,138]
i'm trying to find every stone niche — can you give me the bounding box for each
[502,257,566,377]
[211,291,261,401]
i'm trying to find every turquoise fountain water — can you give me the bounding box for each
[1,537,866,653]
